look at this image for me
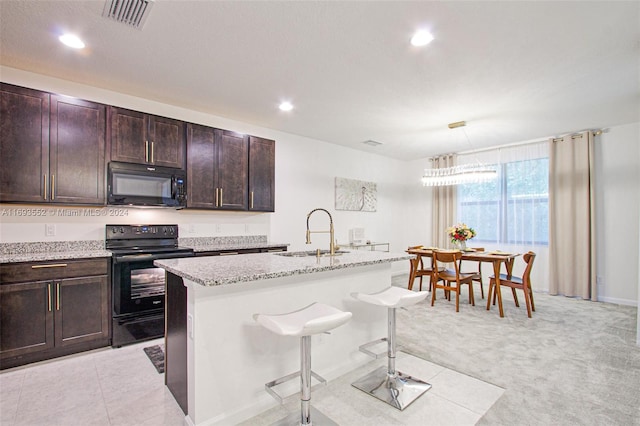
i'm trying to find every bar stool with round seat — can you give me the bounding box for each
[253,302,352,426]
[350,286,431,410]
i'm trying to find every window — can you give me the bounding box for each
[458,157,549,246]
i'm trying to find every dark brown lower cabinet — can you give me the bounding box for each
[0,281,55,359]
[166,272,188,414]
[0,258,111,369]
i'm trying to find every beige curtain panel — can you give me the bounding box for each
[548,131,597,300]
[431,154,457,248]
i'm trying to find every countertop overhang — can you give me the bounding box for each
[155,250,411,287]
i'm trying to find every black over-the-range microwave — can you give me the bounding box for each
[107,161,187,208]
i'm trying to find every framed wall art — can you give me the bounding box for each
[335,177,377,212]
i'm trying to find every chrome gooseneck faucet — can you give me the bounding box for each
[305,208,335,255]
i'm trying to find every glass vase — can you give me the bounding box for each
[453,240,467,250]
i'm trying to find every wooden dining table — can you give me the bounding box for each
[406,247,520,317]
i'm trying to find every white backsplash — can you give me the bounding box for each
[0,205,271,243]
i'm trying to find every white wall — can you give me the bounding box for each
[594,122,640,306]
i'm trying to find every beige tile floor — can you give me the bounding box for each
[1,339,503,426]
[0,339,184,426]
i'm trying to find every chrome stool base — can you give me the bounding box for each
[351,366,432,411]
[271,406,338,426]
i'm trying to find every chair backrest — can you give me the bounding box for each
[433,250,462,278]
[522,251,536,286]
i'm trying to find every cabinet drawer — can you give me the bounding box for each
[1,258,109,284]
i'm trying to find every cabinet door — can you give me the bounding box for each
[0,281,54,361]
[186,123,216,208]
[215,129,248,210]
[50,95,106,205]
[149,115,185,169]
[0,83,49,203]
[109,107,147,164]
[248,136,275,212]
[55,275,110,348]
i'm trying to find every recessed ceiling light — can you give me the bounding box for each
[279,101,293,112]
[411,30,434,47]
[59,33,85,49]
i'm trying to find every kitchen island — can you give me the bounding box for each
[155,249,411,426]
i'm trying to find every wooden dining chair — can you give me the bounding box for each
[431,250,478,312]
[461,247,485,299]
[487,251,536,318]
[407,246,441,292]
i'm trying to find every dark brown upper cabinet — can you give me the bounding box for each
[109,106,185,169]
[0,83,106,205]
[186,124,248,210]
[248,136,275,212]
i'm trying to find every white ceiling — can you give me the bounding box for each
[1,1,638,160]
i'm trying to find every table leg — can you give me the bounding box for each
[492,260,504,317]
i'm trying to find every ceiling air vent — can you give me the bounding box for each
[102,0,155,30]
[362,140,383,147]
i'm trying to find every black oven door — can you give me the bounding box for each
[112,252,193,315]
[113,256,165,315]
[111,251,193,347]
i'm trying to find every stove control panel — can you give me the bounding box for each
[106,224,179,239]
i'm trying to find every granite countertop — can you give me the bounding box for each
[0,240,111,264]
[0,236,287,264]
[154,250,411,287]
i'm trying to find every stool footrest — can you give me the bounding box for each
[359,337,403,359]
[265,370,327,405]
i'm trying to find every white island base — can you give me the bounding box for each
[183,263,391,426]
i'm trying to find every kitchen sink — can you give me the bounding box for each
[275,250,348,257]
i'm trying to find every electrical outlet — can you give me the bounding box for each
[596,276,604,286]
[245,224,250,233]
[188,223,195,233]
[45,224,56,236]
[187,314,194,339]
[215,224,221,233]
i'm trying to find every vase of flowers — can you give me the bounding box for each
[447,223,476,250]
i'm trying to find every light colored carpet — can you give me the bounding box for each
[394,277,640,425]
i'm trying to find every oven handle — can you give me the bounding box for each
[113,252,193,264]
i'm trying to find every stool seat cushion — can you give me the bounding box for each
[352,287,429,308]
[253,302,352,337]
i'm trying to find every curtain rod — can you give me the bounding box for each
[551,129,603,143]
[451,128,604,157]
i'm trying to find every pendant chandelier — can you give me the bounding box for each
[421,121,497,187]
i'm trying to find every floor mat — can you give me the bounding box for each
[143,344,165,374]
